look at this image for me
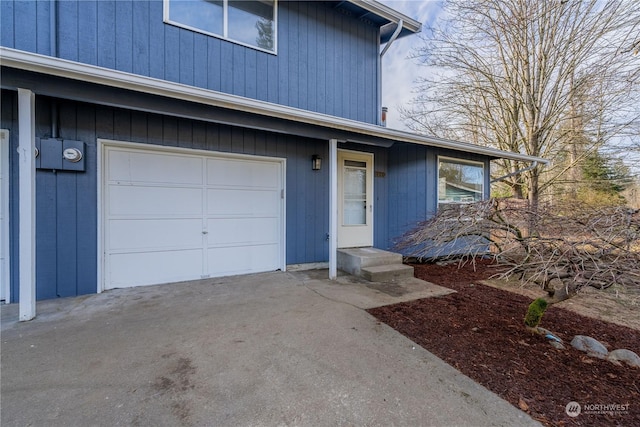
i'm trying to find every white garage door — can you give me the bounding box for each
[102,143,285,290]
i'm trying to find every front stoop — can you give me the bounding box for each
[337,247,414,282]
[361,264,415,282]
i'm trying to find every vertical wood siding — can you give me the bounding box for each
[387,143,429,251]
[1,0,381,124]
[1,92,331,302]
[2,89,493,301]
[387,143,491,252]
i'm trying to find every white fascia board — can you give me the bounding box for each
[350,0,421,34]
[0,48,548,165]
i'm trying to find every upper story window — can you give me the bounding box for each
[438,157,485,208]
[164,0,277,54]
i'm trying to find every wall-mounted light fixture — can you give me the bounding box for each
[312,155,322,171]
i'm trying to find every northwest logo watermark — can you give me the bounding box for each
[566,401,630,417]
[565,402,581,417]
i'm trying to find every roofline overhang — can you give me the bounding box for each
[0,48,548,164]
[346,0,422,40]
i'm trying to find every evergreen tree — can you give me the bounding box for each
[578,151,630,205]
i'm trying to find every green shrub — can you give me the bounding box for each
[524,298,548,328]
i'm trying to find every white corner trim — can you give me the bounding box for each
[280,157,287,273]
[0,48,548,165]
[17,89,36,321]
[96,139,104,294]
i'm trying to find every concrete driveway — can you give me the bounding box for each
[1,270,540,426]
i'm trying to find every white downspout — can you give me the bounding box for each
[380,19,403,58]
[379,20,403,125]
[490,161,539,183]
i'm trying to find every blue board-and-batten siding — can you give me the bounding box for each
[1,91,332,302]
[387,143,431,248]
[386,143,491,250]
[2,89,495,302]
[0,0,381,125]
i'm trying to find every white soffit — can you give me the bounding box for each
[347,0,422,36]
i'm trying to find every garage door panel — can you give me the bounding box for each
[104,145,283,291]
[108,150,203,185]
[109,185,203,216]
[108,249,203,288]
[109,219,203,251]
[207,158,280,188]
[207,217,279,246]
[207,189,279,216]
[207,244,280,276]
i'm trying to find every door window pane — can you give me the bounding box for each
[344,166,367,225]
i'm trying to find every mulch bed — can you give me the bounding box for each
[367,259,640,426]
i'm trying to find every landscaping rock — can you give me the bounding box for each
[570,335,608,359]
[549,341,565,350]
[607,349,640,368]
[536,327,561,340]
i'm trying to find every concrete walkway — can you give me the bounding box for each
[1,271,540,426]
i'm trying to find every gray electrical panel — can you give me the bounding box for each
[36,138,86,172]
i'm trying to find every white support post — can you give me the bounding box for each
[0,129,10,304]
[329,139,338,280]
[18,88,36,321]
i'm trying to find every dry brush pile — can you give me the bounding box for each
[396,199,640,302]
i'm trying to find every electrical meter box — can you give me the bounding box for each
[36,138,86,172]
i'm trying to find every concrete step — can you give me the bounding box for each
[337,247,413,282]
[361,264,415,282]
[337,247,403,277]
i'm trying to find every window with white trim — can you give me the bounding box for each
[438,157,485,208]
[164,0,277,53]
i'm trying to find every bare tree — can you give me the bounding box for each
[396,199,640,303]
[402,0,640,207]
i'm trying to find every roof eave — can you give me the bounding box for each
[0,48,547,165]
[351,0,422,32]
[346,0,422,41]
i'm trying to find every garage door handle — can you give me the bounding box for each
[202,231,208,235]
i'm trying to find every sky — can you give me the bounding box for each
[379,1,443,131]
[377,1,640,173]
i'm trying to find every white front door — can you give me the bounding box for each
[337,150,373,248]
